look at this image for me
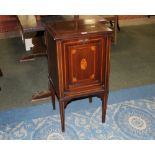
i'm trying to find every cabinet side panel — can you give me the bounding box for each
[46,31,59,96]
[104,36,111,93]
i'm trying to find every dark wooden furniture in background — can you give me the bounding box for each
[99,15,120,44]
[17,15,46,62]
[46,19,112,131]
[17,15,80,62]
[17,16,50,101]
[0,15,19,39]
[17,15,80,102]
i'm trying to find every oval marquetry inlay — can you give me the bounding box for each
[91,46,96,51]
[72,77,77,82]
[90,74,95,79]
[71,49,76,54]
[80,58,87,70]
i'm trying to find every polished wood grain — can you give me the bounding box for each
[46,19,112,131]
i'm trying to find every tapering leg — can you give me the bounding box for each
[89,97,92,103]
[0,68,2,76]
[59,101,65,132]
[50,82,55,110]
[101,93,108,123]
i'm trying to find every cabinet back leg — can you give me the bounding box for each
[89,97,92,103]
[50,82,56,110]
[51,91,55,110]
[102,94,108,123]
[59,101,65,132]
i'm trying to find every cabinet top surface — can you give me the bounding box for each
[46,19,113,40]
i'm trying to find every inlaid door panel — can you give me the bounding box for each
[62,37,106,91]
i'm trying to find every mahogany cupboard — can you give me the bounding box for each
[45,19,112,131]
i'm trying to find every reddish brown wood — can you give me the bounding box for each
[59,100,65,131]
[0,16,18,31]
[31,36,46,53]
[101,93,108,123]
[46,19,112,132]
[0,15,17,22]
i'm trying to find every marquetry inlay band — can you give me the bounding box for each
[80,58,87,70]
[91,46,96,51]
[90,74,95,79]
[71,49,76,54]
[72,77,77,82]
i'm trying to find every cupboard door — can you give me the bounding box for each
[62,37,106,92]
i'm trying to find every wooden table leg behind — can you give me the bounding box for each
[0,68,2,77]
[20,33,51,102]
[26,15,83,102]
[20,35,47,62]
[32,90,51,102]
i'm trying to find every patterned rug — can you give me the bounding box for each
[0,84,155,140]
